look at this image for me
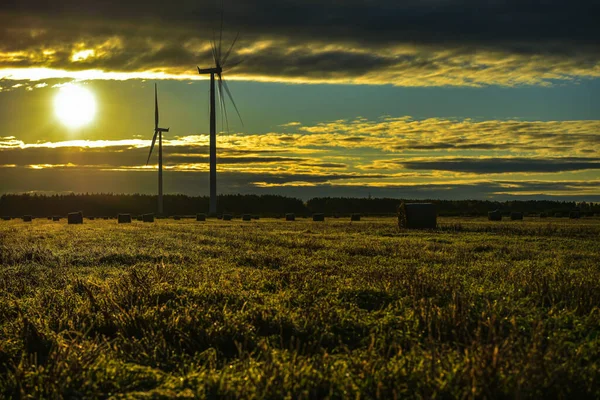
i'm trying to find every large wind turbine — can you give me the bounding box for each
[146,83,170,215]
[197,17,243,216]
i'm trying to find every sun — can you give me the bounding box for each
[54,85,96,128]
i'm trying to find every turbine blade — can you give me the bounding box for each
[218,74,230,132]
[216,75,223,131]
[146,130,159,166]
[223,59,244,73]
[218,0,224,64]
[212,31,220,66]
[221,31,240,67]
[222,79,243,126]
[155,83,159,129]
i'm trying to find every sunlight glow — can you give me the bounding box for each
[71,49,95,62]
[54,85,96,128]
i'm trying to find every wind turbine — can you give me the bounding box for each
[197,15,243,216]
[146,83,170,215]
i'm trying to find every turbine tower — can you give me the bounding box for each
[198,18,243,216]
[146,83,170,215]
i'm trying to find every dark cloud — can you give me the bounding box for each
[3,0,599,50]
[1,1,599,85]
[168,155,307,164]
[299,162,347,168]
[1,166,597,201]
[401,157,600,174]
[393,142,570,151]
[0,167,385,196]
[0,145,291,167]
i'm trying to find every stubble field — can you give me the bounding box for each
[1,217,599,399]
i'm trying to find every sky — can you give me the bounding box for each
[1,0,599,201]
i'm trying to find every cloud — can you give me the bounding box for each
[1,114,599,199]
[1,1,600,86]
[2,117,600,172]
[1,164,598,201]
[399,157,600,174]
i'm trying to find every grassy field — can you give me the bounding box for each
[1,217,599,399]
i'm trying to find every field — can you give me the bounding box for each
[1,217,599,399]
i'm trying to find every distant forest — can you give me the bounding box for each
[1,193,598,217]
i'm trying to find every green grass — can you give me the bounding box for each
[1,217,599,399]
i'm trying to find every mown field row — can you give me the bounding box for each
[1,218,599,398]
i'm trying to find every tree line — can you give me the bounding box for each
[0,193,598,217]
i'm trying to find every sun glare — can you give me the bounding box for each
[54,85,96,128]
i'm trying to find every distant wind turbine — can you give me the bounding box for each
[146,83,170,215]
[197,10,243,216]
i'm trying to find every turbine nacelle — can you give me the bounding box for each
[197,66,222,74]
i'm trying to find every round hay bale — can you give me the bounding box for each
[313,213,325,222]
[196,213,206,221]
[68,211,83,224]
[242,214,252,221]
[22,215,33,222]
[142,213,155,223]
[569,211,581,219]
[488,210,502,221]
[285,213,295,221]
[398,202,437,229]
[350,213,361,222]
[222,214,233,221]
[117,214,132,224]
[510,212,523,221]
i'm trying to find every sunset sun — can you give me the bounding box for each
[54,85,96,128]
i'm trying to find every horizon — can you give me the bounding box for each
[2,191,599,204]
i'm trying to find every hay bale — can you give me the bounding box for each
[52,216,61,221]
[398,203,437,229]
[142,213,155,223]
[242,214,252,221]
[22,215,33,222]
[313,213,325,222]
[222,214,233,221]
[285,213,295,221]
[68,211,83,224]
[488,210,502,221]
[539,212,548,218]
[196,213,206,221]
[47,216,52,220]
[569,211,581,219]
[350,213,361,222]
[510,212,523,221]
[118,214,132,224]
